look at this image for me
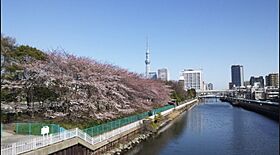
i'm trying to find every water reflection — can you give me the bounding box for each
[186,107,203,135]
[125,99,279,155]
[125,112,188,155]
[171,113,187,139]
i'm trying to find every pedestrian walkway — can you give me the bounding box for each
[1,130,40,144]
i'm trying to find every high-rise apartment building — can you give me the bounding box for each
[265,73,279,88]
[231,65,244,88]
[180,69,203,91]
[158,68,169,81]
[250,76,264,88]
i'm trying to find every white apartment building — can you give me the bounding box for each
[180,69,203,91]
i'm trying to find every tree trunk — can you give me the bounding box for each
[31,102,34,118]
[31,90,34,118]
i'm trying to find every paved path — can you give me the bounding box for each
[1,130,41,144]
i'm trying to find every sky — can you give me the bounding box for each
[1,0,279,89]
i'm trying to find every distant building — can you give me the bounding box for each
[149,72,157,80]
[234,87,247,98]
[250,76,264,88]
[231,65,244,88]
[253,89,265,100]
[265,87,279,101]
[207,83,213,90]
[178,76,185,89]
[229,82,234,89]
[250,82,265,100]
[158,68,169,81]
[180,69,203,91]
[244,81,250,87]
[253,82,261,89]
[265,73,279,88]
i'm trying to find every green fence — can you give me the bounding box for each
[83,105,175,137]
[15,123,62,135]
[14,105,175,136]
[153,105,175,115]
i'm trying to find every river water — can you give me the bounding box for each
[124,98,279,155]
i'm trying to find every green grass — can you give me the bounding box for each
[42,119,102,130]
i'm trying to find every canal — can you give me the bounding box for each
[124,98,279,155]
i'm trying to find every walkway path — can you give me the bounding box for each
[1,131,40,144]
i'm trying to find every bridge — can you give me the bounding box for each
[198,94,222,98]
[196,89,235,94]
[197,89,235,99]
[196,89,235,97]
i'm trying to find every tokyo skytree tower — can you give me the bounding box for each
[145,38,151,78]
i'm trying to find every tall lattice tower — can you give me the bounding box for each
[145,38,151,78]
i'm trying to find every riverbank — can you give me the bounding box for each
[105,99,198,155]
[220,97,279,121]
[1,99,197,155]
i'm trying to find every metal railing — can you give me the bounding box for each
[83,105,176,137]
[1,120,141,155]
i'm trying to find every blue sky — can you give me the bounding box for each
[2,0,279,89]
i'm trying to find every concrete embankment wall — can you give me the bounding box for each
[238,102,279,121]
[221,97,279,121]
[175,99,198,110]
